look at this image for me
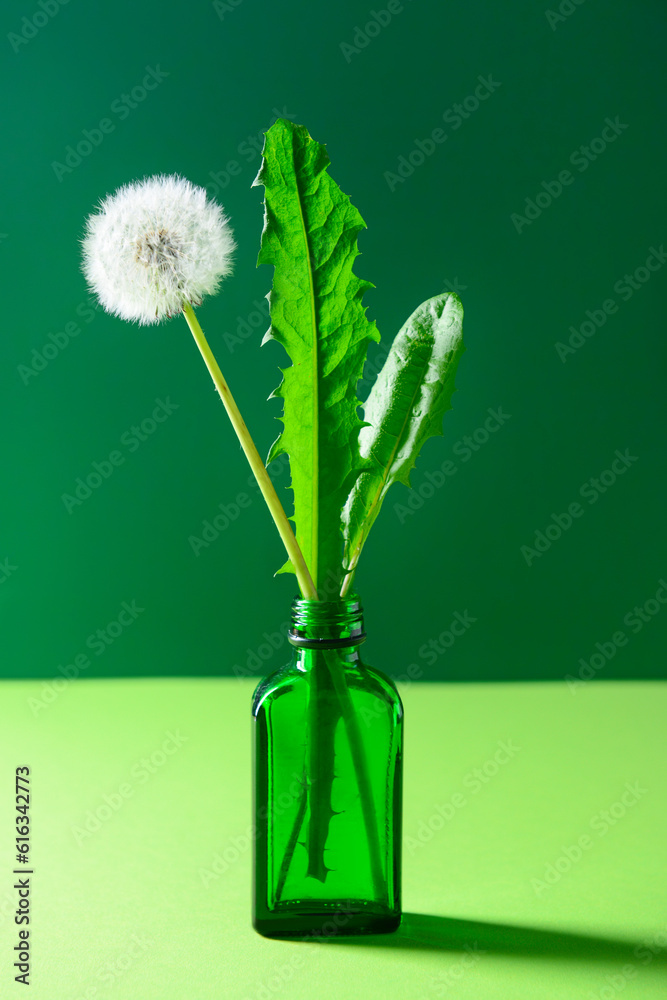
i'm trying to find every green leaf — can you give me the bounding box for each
[253,118,380,593]
[341,292,465,591]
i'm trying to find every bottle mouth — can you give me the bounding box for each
[288,595,366,648]
[287,633,366,649]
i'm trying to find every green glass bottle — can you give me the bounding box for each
[252,595,403,938]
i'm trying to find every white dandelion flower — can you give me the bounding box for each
[81,174,235,325]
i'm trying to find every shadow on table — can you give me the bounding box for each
[323,912,667,968]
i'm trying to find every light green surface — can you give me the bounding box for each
[1,679,666,999]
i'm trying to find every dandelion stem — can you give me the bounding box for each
[182,303,380,898]
[182,301,317,600]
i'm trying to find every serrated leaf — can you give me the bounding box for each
[274,558,296,577]
[341,292,464,590]
[253,119,380,592]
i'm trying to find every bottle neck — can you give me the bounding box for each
[288,596,365,650]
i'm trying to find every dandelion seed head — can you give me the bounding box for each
[81,174,235,325]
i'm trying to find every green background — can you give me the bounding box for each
[1,0,666,683]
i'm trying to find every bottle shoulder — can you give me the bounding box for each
[251,656,403,719]
[251,661,295,715]
[361,663,404,718]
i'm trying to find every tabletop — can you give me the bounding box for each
[0,677,665,1000]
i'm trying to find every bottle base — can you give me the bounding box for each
[253,899,401,939]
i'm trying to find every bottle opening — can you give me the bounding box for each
[288,596,366,648]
